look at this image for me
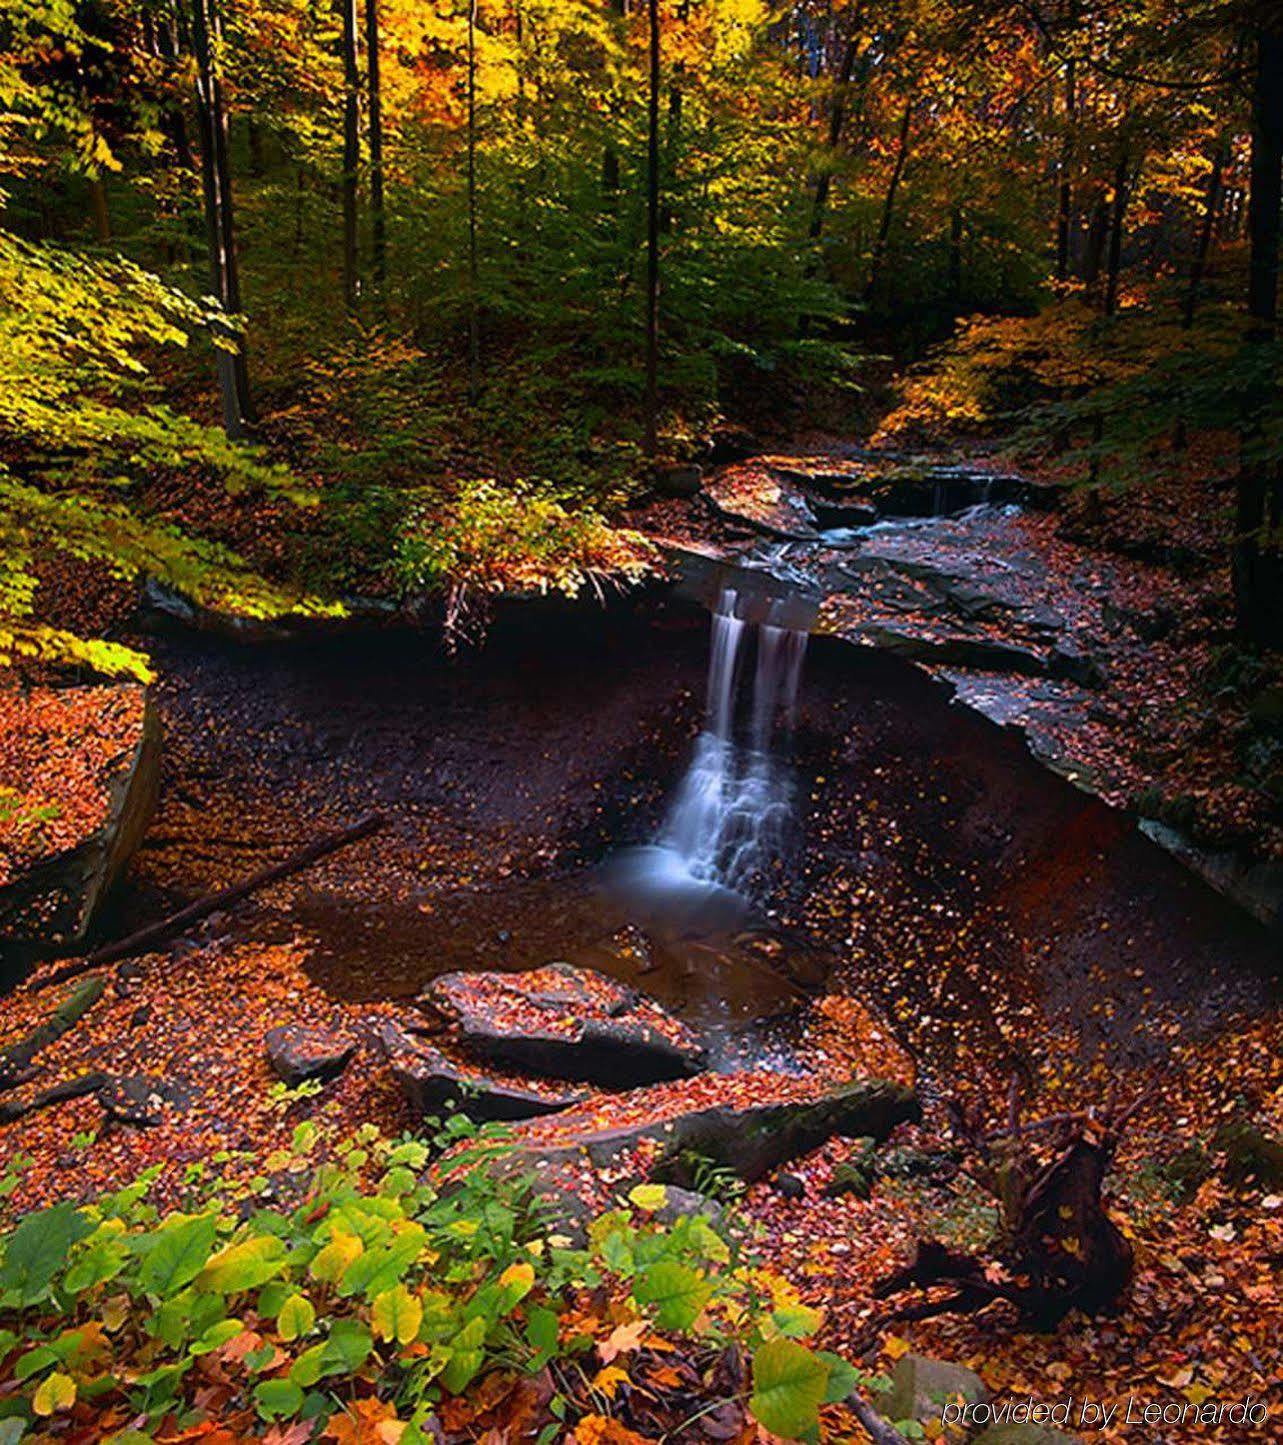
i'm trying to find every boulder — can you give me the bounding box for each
[0,682,160,955]
[973,1427,1080,1445]
[651,462,704,499]
[873,1354,989,1429]
[703,465,821,540]
[265,1024,356,1085]
[506,1074,920,1185]
[420,963,708,1086]
[378,1020,585,1123]
[99,1074,193,1128]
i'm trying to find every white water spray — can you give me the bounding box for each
[659,587,808,895]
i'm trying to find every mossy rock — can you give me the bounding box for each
[1215,1119,1283,1190]
[873,1354,988,1427]
[973,1426,1080,1445]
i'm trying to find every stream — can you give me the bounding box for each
[122,509,1280,1086]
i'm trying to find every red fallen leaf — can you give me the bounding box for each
[263,1424,315,1445]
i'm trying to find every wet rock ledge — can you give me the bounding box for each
[0,681,160,957]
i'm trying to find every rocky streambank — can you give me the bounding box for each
[643,448,1283,934]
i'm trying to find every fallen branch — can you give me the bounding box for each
[33,813,386,993]
[0,976,106,1091]
[848,1393,911,1445]
[0,1072,108,1122]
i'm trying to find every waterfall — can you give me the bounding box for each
[659,588,808,896]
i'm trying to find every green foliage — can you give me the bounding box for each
[396,478,656,646]
[0,232,337,678]
[0,1123,872,1440]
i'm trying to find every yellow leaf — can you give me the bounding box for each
[33,1371,76,1416]
[883,1335,911,1361]
[372,1284,424,1346]
[628,1184,669,1213]
[591,1364,631,1399]
[310,1230,364,1285]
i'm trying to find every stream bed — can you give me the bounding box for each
[120,583,1280,1086]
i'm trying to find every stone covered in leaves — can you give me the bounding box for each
[503,1071,920,1185]
[265,1023,357,1086]
[377,1018,586,1122]
[419,963,709,1086]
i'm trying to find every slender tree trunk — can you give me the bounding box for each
[340,0,360,313]
[366,0,386,287]
[89,174,111,242]
[1056,55,1076,281]
[643,0,660,457]
[466,0,480,400]
[949,203,963,303]
[1081,191,1109,285]
[1234,27,1283,643]
[1183,136,1228,329]
[809,21,860,242]
[192,0,254,437]
[864,96,912,300]
[1103,149,1130,317]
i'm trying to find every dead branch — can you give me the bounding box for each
[0,1072,108,1122]
[848,1392,912,1445]
[33,813,386,993]
[0,976,106,1091]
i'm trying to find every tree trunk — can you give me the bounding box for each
[1056,55,1076,281]
[643,0,661,457]
[864,96,912,300]
[191,0,254,437]
[1234,26,1283,644]
[366,0,386,287]
[341,0,360,313]
[1081,191,1109,285]
[1103,149,1130,317]
[1183,136,1228,329]
[466,0,480,400]
[949,203,963,303]
[808,19,860,242]
[89,174,111,242]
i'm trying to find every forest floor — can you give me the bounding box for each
[2,443,1282,1440]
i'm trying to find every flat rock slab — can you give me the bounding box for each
[378,1019,586,1123]
[265,1024,356,1085]
[703,464,821,540]
[420,963,708,1086]
[503,1072,920,1184]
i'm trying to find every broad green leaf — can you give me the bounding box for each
[627,1184,669,1213]
[442,1316,487,1394]
[819,1351,863,1404]
[750,1339,831,1440]
[33,1370,76,1416]
[64,1240,129,1294]
[633,1261,713,1331]
[0,1202,93,1303]
[254,1377,304,1421]
[137,1215,218,1297]
[310,1230,363,1285]
[770,1302,825,1340]
[197,1235,287,1295]
[322,1319,373,1374]
[276,1292,316,1342]
[372,1284,422,1345]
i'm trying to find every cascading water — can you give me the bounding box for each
[606,586,808,927]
